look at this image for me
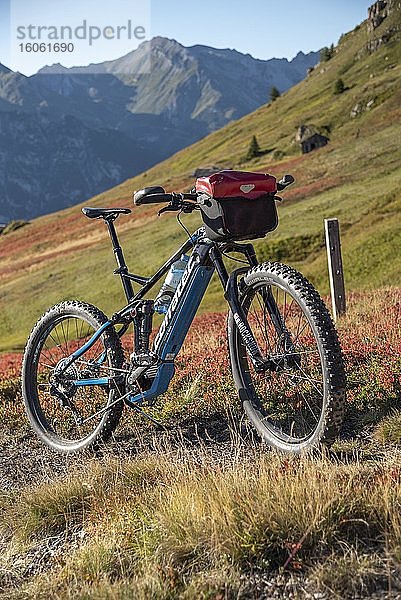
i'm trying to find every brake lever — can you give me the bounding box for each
[158,205,177,216]
[181,202,197,213]
[158,200,197,216]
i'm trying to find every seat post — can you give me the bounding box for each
[105,217,134,302]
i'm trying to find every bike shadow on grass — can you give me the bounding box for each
[5,406,392,482]
[98,407,266,462]
[101,406,390,466]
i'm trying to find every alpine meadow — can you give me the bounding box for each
[1,1,401,598]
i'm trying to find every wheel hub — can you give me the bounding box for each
[270,334,301,372]
[50,358,79,399]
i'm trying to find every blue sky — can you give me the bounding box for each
[151,0,373,59]
[0,0,373,75]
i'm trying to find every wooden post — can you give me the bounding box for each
[324,218,346,321]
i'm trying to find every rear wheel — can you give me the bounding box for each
[22,301,124,453]
[228,263,346,453]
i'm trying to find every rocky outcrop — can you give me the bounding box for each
[368,1,387,32]
[365,30,393,52]
[295,125,316,143]
[361,0,401,56]
[350,98,376,118]
[382,0,401,16]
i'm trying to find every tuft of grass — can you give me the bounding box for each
[0,376,24,432]
[180,567,242,599]
[310,549,385,598]
[0,376,21,403]
[9,478,92,541]
[5,456,168,542]
[374,411,401,446]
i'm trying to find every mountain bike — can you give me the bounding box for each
[22,171,346,454]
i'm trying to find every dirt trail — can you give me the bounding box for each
[0,413,237,492]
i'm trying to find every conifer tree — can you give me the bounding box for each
[320,46,331,62]
[246,135,261,160]
[334,78,345,94]
[270,86,281,102]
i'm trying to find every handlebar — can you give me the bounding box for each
[133,174,294,208]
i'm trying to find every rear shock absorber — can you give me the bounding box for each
[131,300,155,366]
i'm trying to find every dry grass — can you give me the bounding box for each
[374,411,401,446]
[310,549,386,598]
[2,443,401,598]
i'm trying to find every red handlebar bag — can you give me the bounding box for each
[195,170,278,241]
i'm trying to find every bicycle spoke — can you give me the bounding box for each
[279,372,323,385]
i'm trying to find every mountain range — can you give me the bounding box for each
[0,38,319,221]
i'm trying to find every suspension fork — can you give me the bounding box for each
[256,284,299,366]
[228,241,292,341]
[209,245,268,372]
[259,287,288,337]
[210,244,297,371]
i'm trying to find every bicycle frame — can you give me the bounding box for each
[60,221,275,407]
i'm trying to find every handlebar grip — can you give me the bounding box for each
[133,186,172,206]
[276,174,295,191]
[181,193,198,201]
[134,193,173,206]
[133,187,198,206]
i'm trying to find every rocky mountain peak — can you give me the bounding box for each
[367,0,401,31]
[149,36,183,50]
[368,1,388,31]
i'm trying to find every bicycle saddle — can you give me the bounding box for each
[82,207,131,220]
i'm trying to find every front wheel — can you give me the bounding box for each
[228,263,346,453]
[22,301,124,453]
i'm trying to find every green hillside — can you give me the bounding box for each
[1,3,401,352]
